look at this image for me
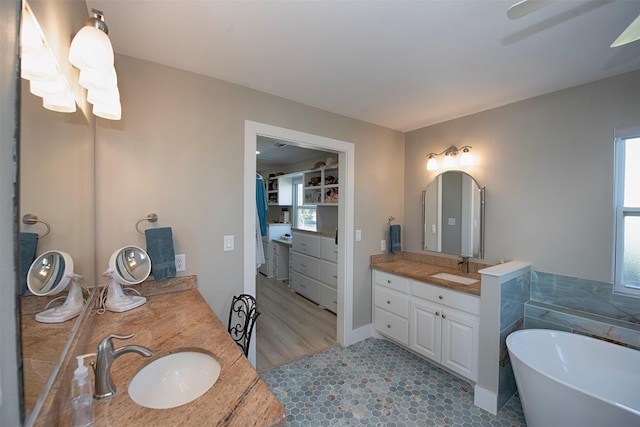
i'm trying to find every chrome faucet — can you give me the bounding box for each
[458,256,470,275]
[92,333,153,399]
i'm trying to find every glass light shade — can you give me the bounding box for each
[79,66,117,91]
[69,26,114,70]
[30,75,67,97]
[442,153,457,169]
[93,99,122,120]
[87,87,120,105]
[426,156,439,171]
[43,91,77,113]
[21,49,58,81]
[460,149,473,166]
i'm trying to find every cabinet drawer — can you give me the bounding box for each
[292,232,320,257]
[290,252,319,278]
[374,307,409,346]
[320,237,338,262]
[318,259,337,288]
[411,280,479,316]
[317,282,337,313]
[374,285,409,318]
[373,270,409,293]
[291,271,319,301]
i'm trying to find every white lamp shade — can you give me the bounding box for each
[442,153,456,169]
[426,157,439,171]
[30,75,67,97]
[79,66,118,91]
[93,99,121,120]
[460,150,473,166]
[87,86,120,105]
[21,49,58,81]
[69,26,114,69]
[43,91,77,113]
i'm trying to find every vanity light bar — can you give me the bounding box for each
[426,145,473,171]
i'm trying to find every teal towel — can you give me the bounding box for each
[389,225,401,254]
[20,232,39,295]
[145,227,176,281]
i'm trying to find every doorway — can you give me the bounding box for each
[243,121,355,366]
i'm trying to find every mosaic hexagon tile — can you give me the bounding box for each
[260,338,526,426]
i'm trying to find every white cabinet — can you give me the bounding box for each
[303,166,339,205]
[291,231,337,313]
[271,241,289,280]
[267,174,294,206]
[373,270,479,382]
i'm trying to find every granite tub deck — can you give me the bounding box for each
[370,253,487,296]
[64,283,284,426]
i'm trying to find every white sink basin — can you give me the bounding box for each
[128,350,220,409]
[431,272,478,285]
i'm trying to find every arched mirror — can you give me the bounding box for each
[423,171,485,258]
[103,246,151,312]
[27,250,84,323]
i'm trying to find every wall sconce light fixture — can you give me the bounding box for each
[69,9,121,120]
[426,145,473,171]
[20,3,76,113]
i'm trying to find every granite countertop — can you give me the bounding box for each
[66,288,284,426]
[371,259,481,296]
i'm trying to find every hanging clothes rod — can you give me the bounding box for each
[22,213,51,238]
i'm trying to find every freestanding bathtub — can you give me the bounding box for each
[506,329,640,427]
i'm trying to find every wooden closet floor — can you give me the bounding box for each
[256,274,337,372]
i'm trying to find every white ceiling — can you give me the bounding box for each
[87,0,640,132]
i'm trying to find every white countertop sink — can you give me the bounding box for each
[128,350,220,409]
[430,272,478,285]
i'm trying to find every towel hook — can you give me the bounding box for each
[135,213,158,234]
[22,214,51,238]
[388,216,396,224]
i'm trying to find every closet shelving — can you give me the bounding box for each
[303,166,339,205]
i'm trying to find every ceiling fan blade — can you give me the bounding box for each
[507,0,556,20]
[610,14,640,48]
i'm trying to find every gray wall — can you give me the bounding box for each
[95,54,405,328]
[404,70,640,284]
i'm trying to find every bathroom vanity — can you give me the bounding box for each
[30,276,284,426]
[371,254,484,383]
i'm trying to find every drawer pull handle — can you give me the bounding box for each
[442,313,447,319]
[435,311,440,316]
[387,280,391,284]
[386,300,391,304]
[332,275,338,279]
[439,295,444,300]
[387,324,391,329]
[300,264,307,267]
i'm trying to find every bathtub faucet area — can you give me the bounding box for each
[506,329,640,427]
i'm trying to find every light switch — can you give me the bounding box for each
[224,235,234,252]
[431,224,436,234]
[448,218,456,226]
[355,230,362,241]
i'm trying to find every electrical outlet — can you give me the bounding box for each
[175,254,186,272]
[381,240,386,251]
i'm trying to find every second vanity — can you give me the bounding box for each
[371,253,486,383]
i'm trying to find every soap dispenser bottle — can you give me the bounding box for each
[71,353,96,427]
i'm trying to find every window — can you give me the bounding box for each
[293,176,316,231]
[614,127,640,296]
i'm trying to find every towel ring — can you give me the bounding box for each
[135,213,158,234]
[22,214,51,238]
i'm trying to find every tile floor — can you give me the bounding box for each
[261,338,526,426]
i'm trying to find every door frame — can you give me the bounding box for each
[243,121,355,364]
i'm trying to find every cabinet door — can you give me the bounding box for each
[318,259,337,289]
[441,308,479,382]
[320,237,338,262]
[410,298,441,363]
